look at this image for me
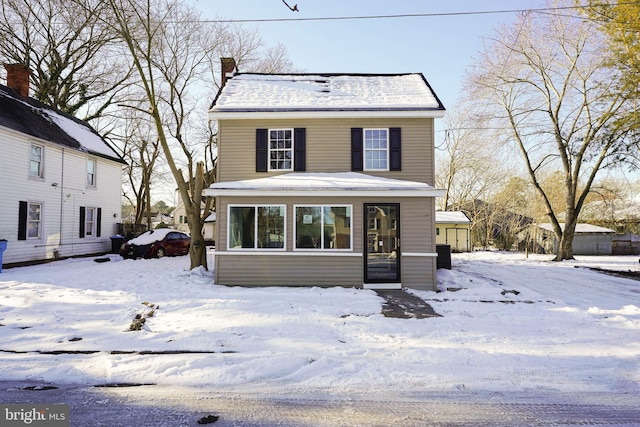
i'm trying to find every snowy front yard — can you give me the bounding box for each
[0,251,638,395]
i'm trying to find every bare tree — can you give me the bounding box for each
[465,1,635,260]
[0,0,132,120]
[436,110,510,212]
[104,0,217,268]
[112,104,162,229]
[107,0,294,269]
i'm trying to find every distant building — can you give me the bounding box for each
[436,211,471,252]
[533,223,615,255]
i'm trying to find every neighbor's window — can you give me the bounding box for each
[27,202,42,239]
[295,205,352,250]
[30,144,44,178]
[85,207,96,237]
[269,129,293,171]
[87,159,96,187]
[364,129,388,171]
[228,205,285,249]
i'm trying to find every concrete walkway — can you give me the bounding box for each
[375,290,442,319]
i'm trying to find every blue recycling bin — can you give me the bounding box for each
[0,239,7,273]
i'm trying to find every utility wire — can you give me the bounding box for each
[201,2,640,24]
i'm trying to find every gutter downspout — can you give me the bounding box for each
[56,147,65,259]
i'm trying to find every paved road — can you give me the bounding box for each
[1,381,639,426]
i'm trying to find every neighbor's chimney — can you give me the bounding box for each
[4,63,31,98]
[220,57,236,88]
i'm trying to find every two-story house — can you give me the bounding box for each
[0,64,126,266]
[204,62,445,290]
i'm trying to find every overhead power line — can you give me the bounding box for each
[202,2,640,24]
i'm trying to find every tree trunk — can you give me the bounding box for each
[553,218,576,261]
[188,212,207,269]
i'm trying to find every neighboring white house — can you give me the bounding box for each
[0,64,126,266]
[435,211,471,252]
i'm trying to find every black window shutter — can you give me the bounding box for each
[256,129,268,172]
[96,208,102,237]
[18,201,27,241]
[351,128,363,171]
[389,127,402,171]
[79,206,85,238]
[294,128,306,171]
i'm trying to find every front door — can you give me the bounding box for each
[364,204,400,286]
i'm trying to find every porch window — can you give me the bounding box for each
[228,205,285,249]
[295,205,352,250]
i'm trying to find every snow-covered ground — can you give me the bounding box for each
[0,251,638,395]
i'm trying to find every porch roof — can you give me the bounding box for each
[204,172,445,198]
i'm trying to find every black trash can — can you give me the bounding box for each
[110,235,125,254]
[436,244,451,270]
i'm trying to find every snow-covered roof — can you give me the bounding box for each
[204,172,445,198]
[436,211,471,224]
[0,85,125,164]
[537,223,615,234]
[210,73,445,119]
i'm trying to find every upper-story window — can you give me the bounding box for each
[29,143,44,179]
[256,128,306,173]
[351,127,401,172]
[364,129,388,171]
[269,129,293,171]
[87,159,97,187]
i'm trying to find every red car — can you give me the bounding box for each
[119,229,191,259]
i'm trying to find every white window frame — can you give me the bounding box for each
[364,128,389,171]
[85,207,97,237]
[27,201,43,240]
[227,204,287,250]
[87,158,97,188]
[29,143,45,180]
[268,128,294,171]
[294,204,353,251]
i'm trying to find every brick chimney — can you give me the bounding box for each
[4,63,31,98]
[220,57,236,88]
